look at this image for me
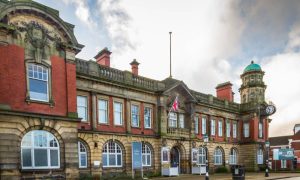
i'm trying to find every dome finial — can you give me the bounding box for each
[251,60,254,64]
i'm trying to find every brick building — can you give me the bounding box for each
[0,0,276,179]
[269,124,300,171]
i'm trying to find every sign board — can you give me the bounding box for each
[278,149,294,160]
[161,147,170,163]
[132,142,142,169]
[273,149,279,160]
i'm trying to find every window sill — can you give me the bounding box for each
[98,123,109,126]
[26,98,54,107]
[21,168,63,172]
[131,126,141,129]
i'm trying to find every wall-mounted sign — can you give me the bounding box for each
[273,148,294,160]
[132,142,142,169]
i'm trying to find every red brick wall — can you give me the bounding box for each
[0,44,76,117]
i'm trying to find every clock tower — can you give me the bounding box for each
[239,61,266,104]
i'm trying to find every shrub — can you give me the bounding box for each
[215,166,228,173]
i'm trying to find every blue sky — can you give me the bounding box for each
[36,0,300,136]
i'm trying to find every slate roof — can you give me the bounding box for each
[269,135,292,146]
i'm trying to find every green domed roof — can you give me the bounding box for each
[243,61,262,73]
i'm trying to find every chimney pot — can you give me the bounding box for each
[94,47,111,67]
[130,59,140,76]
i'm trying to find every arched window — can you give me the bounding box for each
[198,147,206,165]
[214,148,223,165]
[142,144,152,166]
[78,141,87,168]
[257,148,264,164]
[102,141,122,167]
[229,148,237,165]
[27,63,49,101]
[21,130,60,169]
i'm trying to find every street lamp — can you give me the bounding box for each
[265,141,270,177]
[204,134,209,180]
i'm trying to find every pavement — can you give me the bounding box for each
[151,173,300,180]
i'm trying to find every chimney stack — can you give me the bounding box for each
[94,47,111,67]
[130,59,140,76]
[216,81,234,102]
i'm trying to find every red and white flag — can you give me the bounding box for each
[171,96,179,112]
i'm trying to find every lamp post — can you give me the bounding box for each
[265,141,270,177]
[204,134,209,180]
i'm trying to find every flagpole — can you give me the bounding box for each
[169,32,172,78]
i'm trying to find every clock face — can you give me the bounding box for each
[266,105,275,115]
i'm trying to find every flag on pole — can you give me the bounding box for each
[171,96,179,112]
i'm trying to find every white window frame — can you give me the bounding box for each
[27,63,49,102]
[21,130,60,169]
[142,144,152,167]
[259,122,263,138]
[113,102,123,125]
[226,121,231,138]
[194,116,199,134]
[218,120,223,137]
[98,99,108,124]
[202,117,206,135]
[233,122,237,138]
[144,107,152,129]
[179,114,184,128]
[169,112,177,128]
[131,104,140,127]
[78,141,87,168]
[229,148,237,165]
[244,122,250,138]
[257,149,263,164]
[77,96,88,122]
[211,119,216,136]
[102,141,122,167]
[198,147,206,165]
[214,148,223,165]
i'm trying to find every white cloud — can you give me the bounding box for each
[97,0,136,54]
[262,52,300,136]
[61,0,96,29]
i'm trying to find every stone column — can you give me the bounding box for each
[92,92,97,130]
[126,98,131,133]
[158,95,167,136]
[62,130,79,179]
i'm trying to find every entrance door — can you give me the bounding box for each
[170,147,180,173]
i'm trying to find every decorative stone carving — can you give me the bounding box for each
[10,21,64,63]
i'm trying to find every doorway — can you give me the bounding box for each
[170,147,180,173]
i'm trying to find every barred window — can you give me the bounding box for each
[169,112,177,128]
[198,147,206,165]
[218,120,223,137]
[77,96,88,121]
[244,123,250,138]
[229,148,237,165]
[78,141,87,168]
[98,99,108,124]
[21,130,59,169]
[211,119,216,135]
[257,148,263,165]
[102,141,122,167]
[27,63,49,101]
[202,117,206,135]
[144,107,152,128]
[142,144,151,166]
[131,105,140,127]
[114,102,123,125]
[194,116,199,134]
[214,148,223,165]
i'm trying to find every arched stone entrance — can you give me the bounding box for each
[170,145,187,174]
